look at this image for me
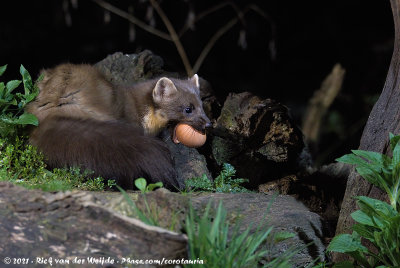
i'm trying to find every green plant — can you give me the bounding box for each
[118,183,299,266]
[0,136,108,192]
[0,64,40,138]
[327,133,400,267]
[117,185,162,226]
[185,201,295,268]
[118,185,182,231]
[0,65,113,192]
[185,163,251,193]
[134,177,163,193]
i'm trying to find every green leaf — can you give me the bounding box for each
[351,210,374,226]
[0,65,7,77]
[134,178,147,192]
[393,140,400,169]
[352,223,376,243]
[23,92,39,104]
[20,113,39,126]
[0,82,5,98]
[5,80,22,95]
[357,196,397,218]
[352,150,390,167]
[327,233,368,253]
[274,231,295,243]
[116,185,157,226]
[336,153,365,165]
[146,182,163,192]
[355,167,386,190]
[390,132,400,154]
[0,99,10,105]
[20,64,33,95]
[11,113,39,126]
[35,73,45,84]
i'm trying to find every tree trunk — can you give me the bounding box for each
[334,0,400,260]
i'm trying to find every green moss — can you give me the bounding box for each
[0,136,108,191]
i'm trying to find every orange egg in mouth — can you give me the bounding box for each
[172,123,207,148]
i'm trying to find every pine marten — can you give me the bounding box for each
[26,64,211,190]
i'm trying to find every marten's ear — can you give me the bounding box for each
[190,74,200,89]
[153,77,178,103]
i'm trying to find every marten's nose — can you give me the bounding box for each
[205,122,212,129]
[202,115,212,130]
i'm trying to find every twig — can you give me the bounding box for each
[248,4,276,36]
[192,17,239,74]
[178,1,246,37]
[149,0,193,77]
[192,8,249,74]
[91,0,172,41]
[302,63,346,145]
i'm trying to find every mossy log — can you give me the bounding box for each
[210,92,307,187]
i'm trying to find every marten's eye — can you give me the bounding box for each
[184,105,194,114]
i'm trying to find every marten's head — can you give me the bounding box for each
[151,75,212,135]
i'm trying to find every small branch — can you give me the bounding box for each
[91,0,172,41]
[179,2,246,37]
[302,63,346,145]
[149,0,193,77]
[192,4,273,74]
[192,17,239,74]
[192,7,251,74]
[248,4,276,36]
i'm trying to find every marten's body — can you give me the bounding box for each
[26,64,210,189]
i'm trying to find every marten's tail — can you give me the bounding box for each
[29,116,178,190]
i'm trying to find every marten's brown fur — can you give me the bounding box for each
[26,64,211,189]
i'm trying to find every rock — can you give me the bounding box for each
[162,132,212,189]
[92,189,326,267]
[197,77,221,122]
[93,188,189,233]
[95,51,212,190]
[94,50,165,85]
[192,193,326,267]
[258,174,298,195]
[0,182,187,265]
[211,92,306,187]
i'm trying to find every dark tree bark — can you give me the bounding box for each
[334,0,400,260]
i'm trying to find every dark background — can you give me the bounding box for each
[0,0,394,165]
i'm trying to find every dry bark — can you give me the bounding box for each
[210,92,307,187]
